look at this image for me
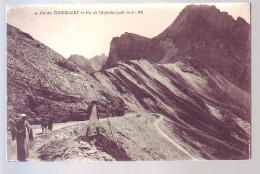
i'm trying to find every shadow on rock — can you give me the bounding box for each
[82,135,132,161]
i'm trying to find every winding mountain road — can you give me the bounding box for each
[152,114,197,160]
[8,113,198,161]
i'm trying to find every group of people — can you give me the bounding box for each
[8,113,55,162]
[40,117,53,133]
[7,99,119,162]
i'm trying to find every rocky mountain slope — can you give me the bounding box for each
[7,4,250,161]
[68,54,95,73]
[93,59,250,160]
[103,5,250,92]
[7,24,126,123]
[23,58,250,161]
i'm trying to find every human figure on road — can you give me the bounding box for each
[47,117,53,131]
[41,118,48,133]
[15,113,33,162]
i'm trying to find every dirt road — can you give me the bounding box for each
[152,114,197,160]
[8,113,136,161]
[33,120,87,135]
[7,120,88,162]
[8,113,198,161]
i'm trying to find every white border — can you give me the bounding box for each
[1,0,259,174]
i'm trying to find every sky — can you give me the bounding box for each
[6,3,250,59]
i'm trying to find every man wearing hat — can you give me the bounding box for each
[15,113,33,162]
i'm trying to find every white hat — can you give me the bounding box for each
[19,113,27,118]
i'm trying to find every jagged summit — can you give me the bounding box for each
[158,4,246,38]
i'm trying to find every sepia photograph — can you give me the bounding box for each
[6,3,251,162]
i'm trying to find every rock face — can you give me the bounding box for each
[103,32,162,69]
[104,5,250,92]
[68,54,95,73]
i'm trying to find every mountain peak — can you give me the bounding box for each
[184,4,218,10]
[237,16,248,24]
[159,4,244,39]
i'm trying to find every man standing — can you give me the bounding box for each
[40,118,47,133]
[15,113,33,162]
[47,117,53,131]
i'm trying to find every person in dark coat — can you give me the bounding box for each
[40,118,48,133]
[47,117,53,131]
[15,114,33,162]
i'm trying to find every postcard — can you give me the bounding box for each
[6,3,251,162]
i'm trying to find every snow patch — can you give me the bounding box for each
[205,104,223,120]
[233,116,250,135]
[166,62,207,94]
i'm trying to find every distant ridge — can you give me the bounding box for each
[89,53,107,71]
[69,53,107,72]
[68,54,95,73]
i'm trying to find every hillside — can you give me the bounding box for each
[7,24,126,123]
[22,58,250,161]
[103,5,250,92]
[94,59,250,159]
